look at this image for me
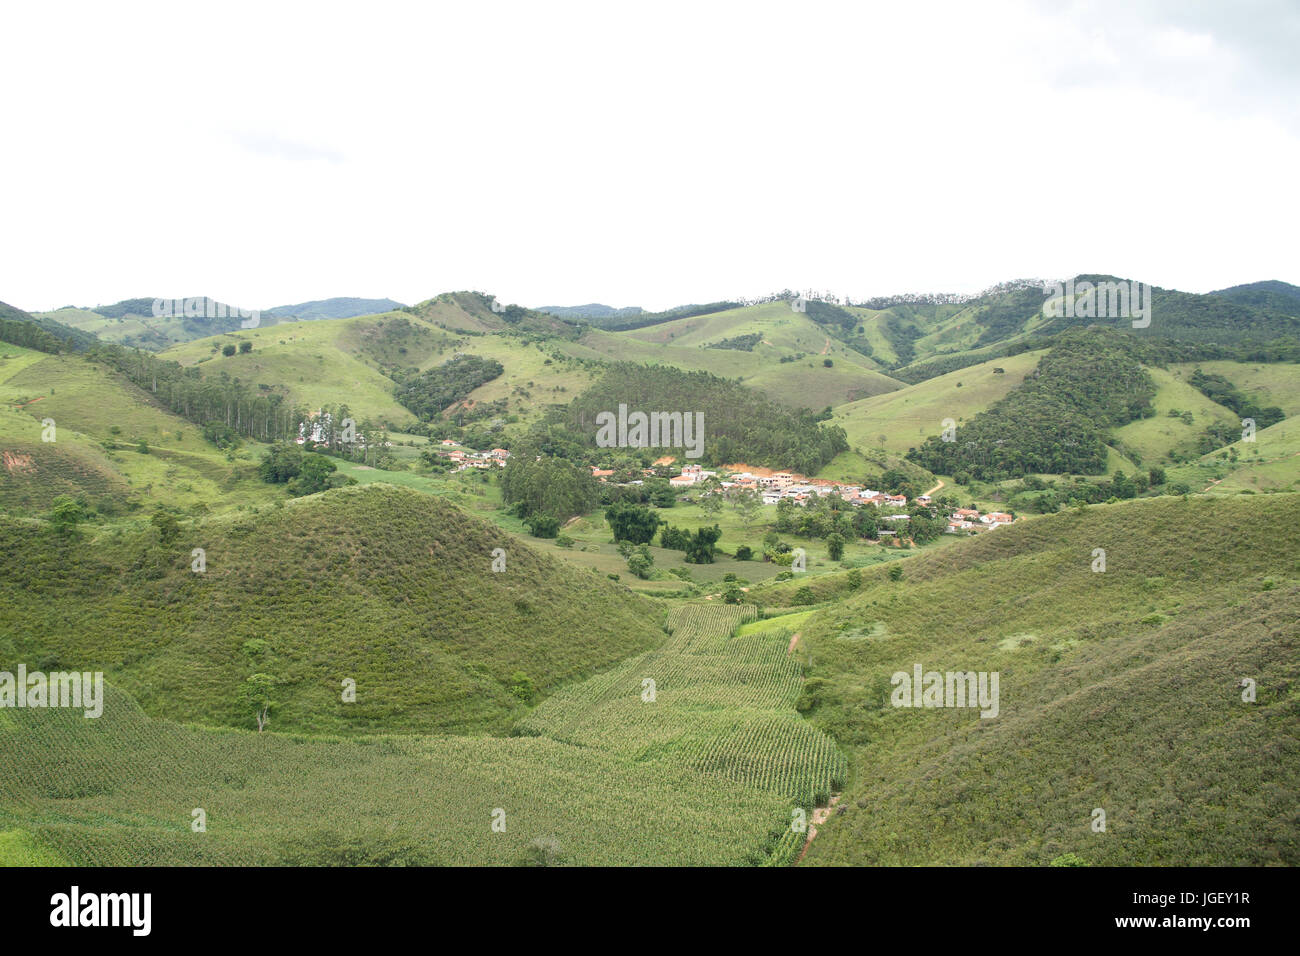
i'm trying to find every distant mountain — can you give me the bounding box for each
[1210,280,1300,314]
[264,297,404,321]
[537,303,644,320]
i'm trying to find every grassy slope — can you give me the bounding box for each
[162,311,428,425]
[795,493,1300,866]
[1169,361,1300,417]
[1,352,277,516]
[1168,416,1300,494]
[561,302,903,410]
[1110,366,1238,464]
[832,349,1045,455]
[0,484,664,736]
[162,309,600,434]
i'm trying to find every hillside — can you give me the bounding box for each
[0,484,664,736]
[789,493,1300,866]
[1,350,280,517]
[832,349,1046,456]
[156,309,598,436]
[557,301,903,410]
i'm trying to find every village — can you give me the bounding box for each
[603,461,1016,534]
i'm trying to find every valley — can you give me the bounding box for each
[2,280,1298,867]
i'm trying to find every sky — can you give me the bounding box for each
[2,0,1298,313]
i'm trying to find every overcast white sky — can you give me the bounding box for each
[2,0,1297,313]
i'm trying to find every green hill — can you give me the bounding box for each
[1,350,280,518]
[1,602,839,866]
[792,493,1300,866]
[832,349,1046,456]
[0,483,664,736]
[558,301,903,410]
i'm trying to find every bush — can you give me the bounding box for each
[525,513,560,538]
[734,545,753,561]
[222,344,237,357]
[793,586,815,606]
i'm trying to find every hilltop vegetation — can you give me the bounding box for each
[793,493,1300,866]
[908,330,1158,480]
[0,484,663,736]
[560,363,849,474]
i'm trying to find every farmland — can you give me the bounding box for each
[1,603,840,866]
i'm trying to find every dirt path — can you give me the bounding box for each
[921,478,945,497]
[820,337,831,355]
[796,794,840,863]
[787,631,801,654]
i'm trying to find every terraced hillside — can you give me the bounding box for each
[519,604,847,808]
[1,602,843,866]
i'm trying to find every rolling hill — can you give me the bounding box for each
[0,483,665,736]
[788,492,1300,866]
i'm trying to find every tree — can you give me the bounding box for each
[151,509,180,545]
[222,343,237,357]
[48,495,84,534]
[238,341,253,354]
[888,565,904,582]
[1148,465,1166,487]
[735,489,761,528]
[699,491,723,517]
[525,513,560,538]
[290,454,337,495]
[625,546,654,579]
[242,673,278,732]
[605,502,661,544]
[723,583,743,604]
[734,545,753,561]
[259,443,304,483]
[793,586,815,605]
[684,525,722,564]
[826,532,845,562]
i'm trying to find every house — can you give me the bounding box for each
[440,439,458,447]
[917,495,932,506]
[669,474,696,488]
[981,512,1014,526]
[954,508,981,519]
[489,448,510,460]
[884,494,908,506]
[882,513,910,523]
[590,466,615,479]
